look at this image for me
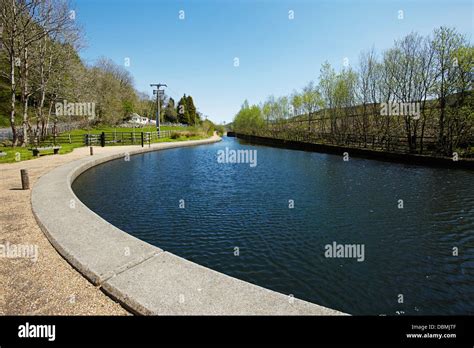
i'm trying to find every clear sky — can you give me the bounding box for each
[74,0,473,124]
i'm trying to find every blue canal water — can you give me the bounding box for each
[72,136,474,315]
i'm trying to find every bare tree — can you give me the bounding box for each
[0,0,35,145]
[32,4,80,139]
[1,0,77,146]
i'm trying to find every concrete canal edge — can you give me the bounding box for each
[31,136,346,315]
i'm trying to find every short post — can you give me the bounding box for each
[20,169,30,190]
[100,132,105,147]
[90,146,94,156]
[141,132,144,147]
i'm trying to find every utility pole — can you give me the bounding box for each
[150,83,167,135]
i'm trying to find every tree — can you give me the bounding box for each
[90,57,137,124]
[232,27,473,157]
[318,62,337,133]
[442,44,473,154]
[174,94,200,125]
[358,48,382,143]
[176,95,188,124]
[233,100,264,134]
[431,27,468,153]
[1,0,79,145]
[33,23,80,138]
[164,97,177,123]
[186,95,198,125]
[290,91,302,117]
[135,91,154,119]
[384,33,436,152]
[1,0,23,145]
[301,81,323,132]
[333,67,358,136]
[260,96,274,126]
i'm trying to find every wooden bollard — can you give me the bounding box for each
[100,132,105,147]
[90,146,94,156]
[21,169,30,190]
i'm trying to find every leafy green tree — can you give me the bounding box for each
[301,81,323,131]
[291,92,303,116]
[233,100,264,134]
[176,95,189,124]
[431,27,469,152]
[186,95,198,125]
[164,97,177,123]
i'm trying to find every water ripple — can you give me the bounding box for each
[73,137,474,315]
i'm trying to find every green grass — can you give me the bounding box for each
[101,133,207,147]
[0,142,83,163]
[0,131,208,163]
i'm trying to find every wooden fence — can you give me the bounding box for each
[246,127,473,157]
[29,130,172,148]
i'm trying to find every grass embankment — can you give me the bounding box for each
[0,125,212,163]
[0,143,81,163]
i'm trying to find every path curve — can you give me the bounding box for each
[32,135,346,315]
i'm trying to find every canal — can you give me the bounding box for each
[72,136,474,315]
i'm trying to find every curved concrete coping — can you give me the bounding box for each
[31,136,346,315]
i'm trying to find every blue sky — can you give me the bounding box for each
[75,0,473,124]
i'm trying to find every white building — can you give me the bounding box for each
[128,113,156,126]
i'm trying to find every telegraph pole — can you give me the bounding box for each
[150,83,167,135]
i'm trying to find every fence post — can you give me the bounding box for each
[100,132,105,147]
[90,146,94,156]
[141,132,144,147]
[20,169,30,190]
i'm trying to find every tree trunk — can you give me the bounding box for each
[10,54,17,146]
[8,1,18,146]
[438,97,446,150]
[21,46,29,147]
